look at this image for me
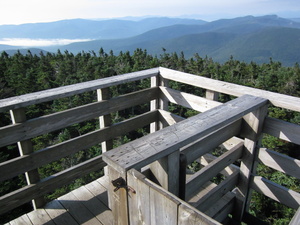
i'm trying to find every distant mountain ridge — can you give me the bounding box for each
[0,17,206,39]
[1,15,300,66]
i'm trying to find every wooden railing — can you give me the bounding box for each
[0,68,159,214]
[1,67,300,224]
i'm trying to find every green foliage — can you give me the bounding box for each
[0,48,299,224]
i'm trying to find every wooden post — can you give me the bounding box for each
[149,75,180,195]
[10,108,45,209]
[107,166,129,225]
[232,104,268,222]
[206,89,219,101]
[97,88,113,175]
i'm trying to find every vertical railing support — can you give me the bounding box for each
[10,108,45,209]
[97,88,113,176]
[149,74,180,196]
[233,104,268,222]
[206,89,219,101]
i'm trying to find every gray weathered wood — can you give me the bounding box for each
[206,89,219,101]
[204,191,236,221]
[103,95,268,173]
[0,68,159,112]
[290,207,300,225]
[72,186,112,225]
[44,200,79,225]
[26,209,55,225]
[263,117,300,145]
[193,171,239,212]
[0,111,157,182]
[181,119,242,164]
[9,108,45,209]
[258,148,300,179]
[160,86,222,112]
[0,156,106,215]
[0,87,158,148]
[178,201,222,225]
[9,214,32,225]
[159,67,300,111]
[186,144,243,199]
[58,191,102,225]
[251,175,300,209]
[107,166,128,225]
[127,169,151,225]
[233,104,268,221]
[98,88,113,156]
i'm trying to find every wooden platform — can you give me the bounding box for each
[6,176,112,225]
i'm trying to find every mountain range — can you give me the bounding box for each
[1,15,300,66]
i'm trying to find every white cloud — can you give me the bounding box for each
[0,38,93,47]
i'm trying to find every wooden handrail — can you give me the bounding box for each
[0,68,159,112]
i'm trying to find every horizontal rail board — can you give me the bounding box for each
[190,171,239,211]
[251,175,300,209]
[0,111,158,182]
[159,67,300,112]
[159,86,222,112]
[0,68,159,112]
[0,156,106,215]
[263,117,300,145]
[186,143,243,199]
[0,87,158,147]
[258,148,300,180]
[181,119,242,164]
[103,94,268,172]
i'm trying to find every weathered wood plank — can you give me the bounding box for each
[251,175,300,209]
[71,186,112,225]
[98,88,114,159]
[58,192,102,225]
[290,207,300,225]
[0,111,157,182]
[258,148,300,179]
[204,191,235,221]
[103,95,268,172]
[158,109,185,126]
[159,67,300,112]
[160,86,222,112]
[127,169,151,225]
[0,87,158,147]
[178,201,222,225]
[44,200,79,225]
[9,108,45,209]
[263,117,300,145]
[149,178,180,224]
[26,209,55,225]
[181,119,242,165]
[85,179,109,208]
[186,144,243,199]
[193,171,239,212]
[107,166,128,225]
[0,68,159,112]
[233,104,268,221]
[0,156,106,215]
[8,214,33,225]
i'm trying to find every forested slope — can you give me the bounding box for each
[0,48,299,224]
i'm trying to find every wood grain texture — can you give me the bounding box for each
[0,68,159,112]
[159,67,299,111]
[0,87,158,147]
[258,148,300,179]
[0,111,157,182]
[263,117,300,145]
[251,175,300,209]
[103,95,268,172]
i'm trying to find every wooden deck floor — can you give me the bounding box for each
[6,176,113,225]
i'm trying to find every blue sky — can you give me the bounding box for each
[0,0,299,25]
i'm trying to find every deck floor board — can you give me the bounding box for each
[8,176,112,225]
